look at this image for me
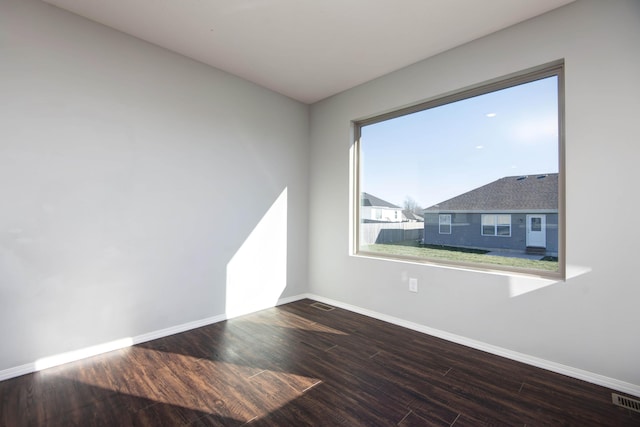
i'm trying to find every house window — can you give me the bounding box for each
[354,61,564,278]
[439,214,451,234]
[482,214,511,237]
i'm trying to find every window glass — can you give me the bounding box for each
[532,217,542,231]
[482,215,497,236]
[439,214,451,234]
[497,215,511,237]
[355,63,563,277]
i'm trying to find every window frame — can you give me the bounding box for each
[439,214,452,234]
[352,61,565,279]
[481,214,511,237]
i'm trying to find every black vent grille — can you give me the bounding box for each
[310,302,335,312]
[612,393,640,413]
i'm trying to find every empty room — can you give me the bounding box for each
[1,0,639,425]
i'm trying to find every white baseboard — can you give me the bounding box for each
[0,294,307,382]
[303,293,640,399]
[130,314,228,346]
[0,363,37,382]
[3,292,638,399]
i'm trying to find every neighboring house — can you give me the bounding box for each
[402,210,424,222]
[361,192,403,222]
[423,174,558,255]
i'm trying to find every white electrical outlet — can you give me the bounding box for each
[409,278,418,292]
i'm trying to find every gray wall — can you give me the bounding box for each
[0,0,309,371]
[309,0,640,388]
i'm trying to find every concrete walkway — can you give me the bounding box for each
[486,250,546,260]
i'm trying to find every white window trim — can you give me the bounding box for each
[481,214,511,237]
[439,214,452,234]
[352,61,565,279]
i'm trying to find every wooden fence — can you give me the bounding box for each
[360,222,424,245]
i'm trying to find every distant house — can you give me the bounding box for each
[423,174,558,255]
[361,192,403,223]
[402,210,424,223]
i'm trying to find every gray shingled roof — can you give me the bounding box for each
[361,192,401,208]
[424,173,558,212]
[402,210,424,222]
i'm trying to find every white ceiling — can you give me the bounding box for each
[42,0,575,104]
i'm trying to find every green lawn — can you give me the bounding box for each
[361,241,559,272]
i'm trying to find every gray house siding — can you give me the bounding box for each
[424,212,558,254]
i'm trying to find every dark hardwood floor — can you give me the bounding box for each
[1,299,639,426]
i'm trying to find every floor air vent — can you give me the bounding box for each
[310,302,335,312]
[612,393,640,413]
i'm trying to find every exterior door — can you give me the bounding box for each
[526,214,546,248]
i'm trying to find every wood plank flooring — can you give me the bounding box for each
[1,299,639,426]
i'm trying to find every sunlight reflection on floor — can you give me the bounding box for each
[241,310,349,336]
[51,346,322,422]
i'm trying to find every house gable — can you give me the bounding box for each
[361,192,403,223]
[361,192,401,209]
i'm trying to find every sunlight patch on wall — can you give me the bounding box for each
[226,188,288,318]
[34,337,133,371]
[508,275,556,298]
[565,264,592,280]
[508,263,593,297]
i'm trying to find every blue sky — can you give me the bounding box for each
[360,76,559,209]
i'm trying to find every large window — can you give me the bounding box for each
[481,214,511,237]
[354,62,564,277]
